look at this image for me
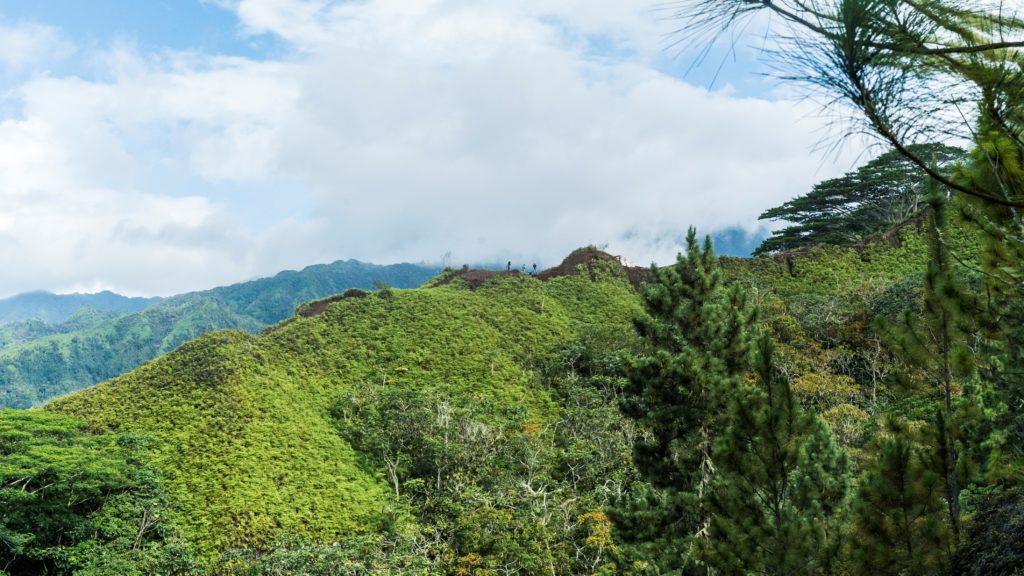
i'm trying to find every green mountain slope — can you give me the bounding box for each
[43,231,956,566]
[49,251,643,559]
[0,290,160,324]
[1,260,440,408]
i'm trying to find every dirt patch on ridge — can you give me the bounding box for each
[437,246,647,290]
[535,247,620,280]
[298,295,344,318]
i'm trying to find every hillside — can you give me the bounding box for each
[0,290,160,324]
[43,233,947,567]
[0,260,440,408]
[49,250,644,562]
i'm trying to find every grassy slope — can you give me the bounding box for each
[45,224,966,560]
[49,261,643,558]
[724,209,979,298]
[0,261,440,408]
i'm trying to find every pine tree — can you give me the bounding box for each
[702,337,850,576]
[876,183,981,543]
[849,418,952,575]
[955,131,1024,469]
[615,228,758,574]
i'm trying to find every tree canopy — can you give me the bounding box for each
[756,143,966,255]
[0,410,195,575]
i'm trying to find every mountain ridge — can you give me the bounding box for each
[0,290,161,324]
[48,251,643,559]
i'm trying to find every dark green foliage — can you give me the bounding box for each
[611,484,693,575]
[980,296,1024,463]
[850,419,952,575]
[756,144,966,255]
[0,410,197,575]
[877,188,983,542]
[622,229,759,483]
[617,228,758,573]
[703,338,850,575]
[670,0,1024,565]
[953,487,1024,575]
[957,139,1024,469]
[0,260,440,408]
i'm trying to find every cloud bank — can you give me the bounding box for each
[0,1,861,297]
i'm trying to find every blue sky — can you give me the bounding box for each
[0,0,861,297]
[0,0,776,92]
[0,1,280,59]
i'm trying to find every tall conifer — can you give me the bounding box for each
[877,182,980,542]
[850,419,953,575]
[616,228,758,574]
[702,337,850,575]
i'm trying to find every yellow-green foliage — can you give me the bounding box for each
[44,229,947,563]
[721,220,982,456]
[725,209,980,301]
[47,261,643,560]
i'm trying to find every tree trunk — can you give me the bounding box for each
[941,318,961,543]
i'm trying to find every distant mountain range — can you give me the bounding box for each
[0,259,441,408]
[0,290,161,324]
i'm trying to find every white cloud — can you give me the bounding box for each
[0,0,863,297]
[0,112,252,296]
[0,22,74,70]
[232,0,335,47]
[219,0,860,266]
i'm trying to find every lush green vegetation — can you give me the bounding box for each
[0,207,1014,575]
[19,209,1009,575]
[0,260,439,409]
[0,410,197,575]
[47,254,643,569]
[8,0,1024,570]
[0,308,124,349]
[625,0,1024,571]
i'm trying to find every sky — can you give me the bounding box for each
[0,0,867,297]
